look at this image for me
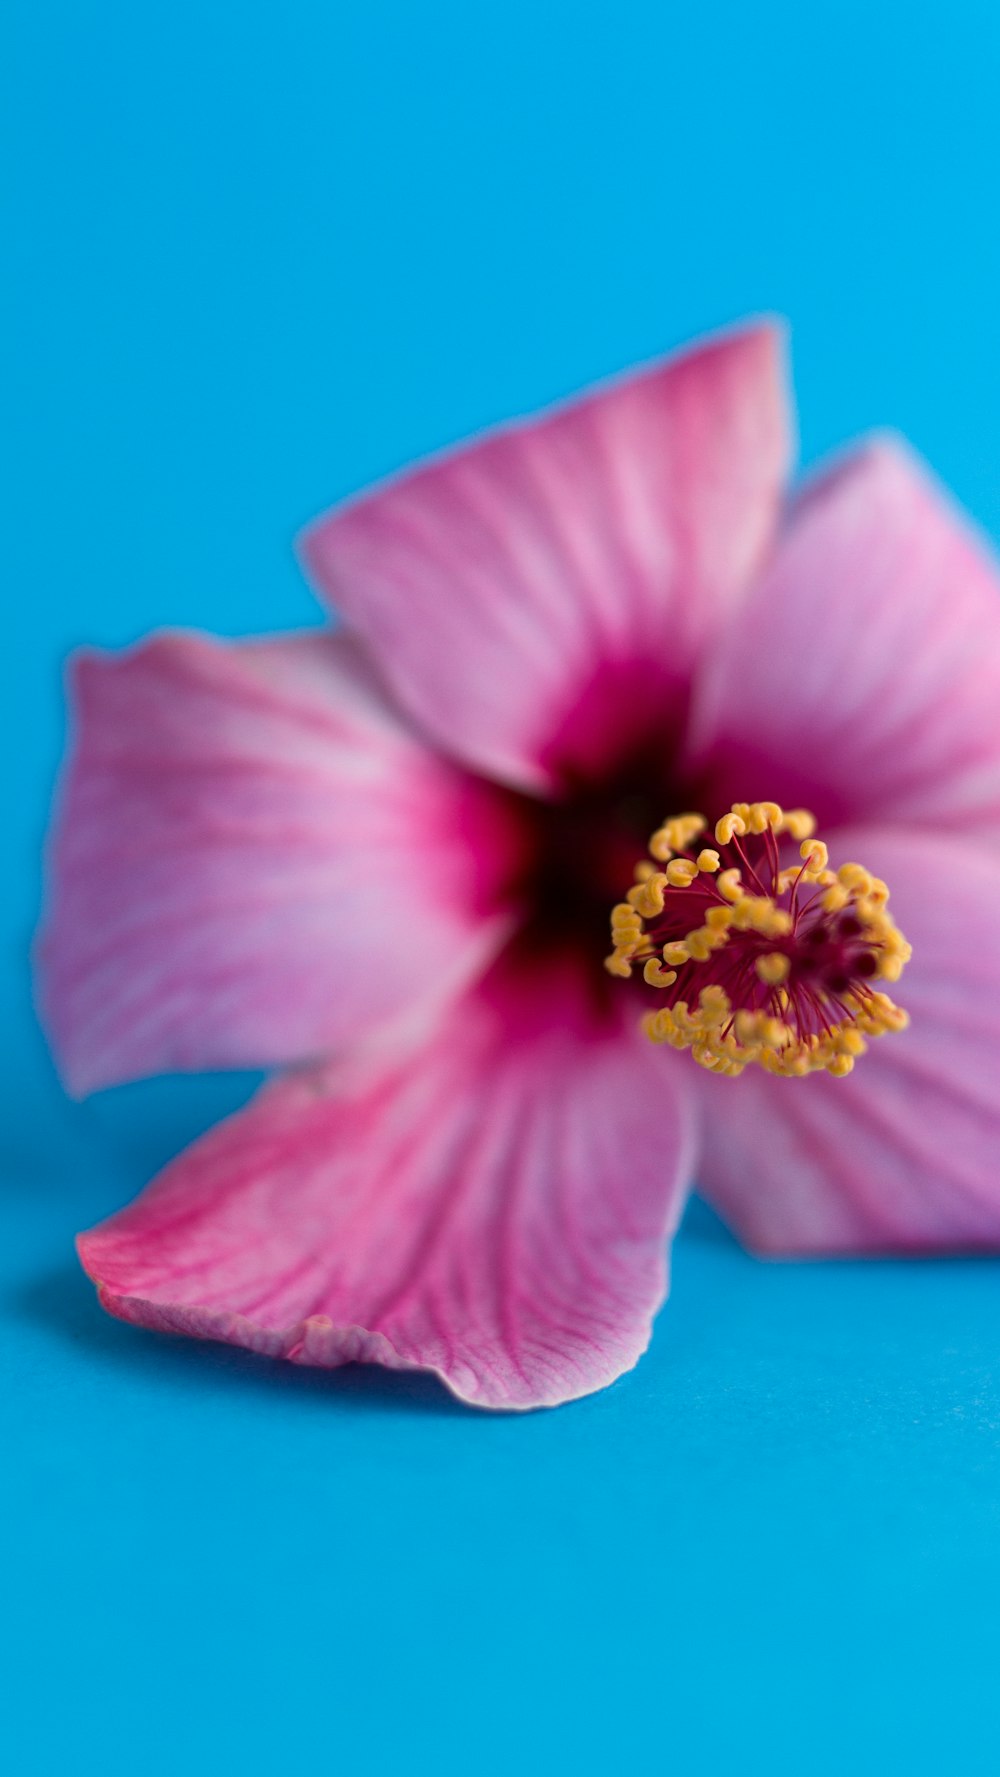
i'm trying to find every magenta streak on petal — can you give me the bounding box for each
[37,629,525,1095]
[78,948,696,1410]
[300,323,792,796]
[685,439,1000,836]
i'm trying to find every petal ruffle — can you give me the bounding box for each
[78,952,695,1409]
[301,324,791,793]
[38,630,521,1095]
[695,830,1000,1254]
[687,439,1000,833]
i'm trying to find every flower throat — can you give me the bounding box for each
[606,802,911,1077]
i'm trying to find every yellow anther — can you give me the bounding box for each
[782,809,817,841]
[661,941,691,966]
[629,874,667,918]
[696,849,721,873]
[782,1049,813,1077]
[650,813,706,860]
[611,902,641,926]
[692,1042,728,1070]
[731,895,769,931]
[685,928,713,962]
[665,858,699,888]
[838,863,873,892]
[716,868,743,903]
[643,959,678,989]
[851,990,908,1034]
[885,932,912,961]
[755,951,790,985]
[821,883,849,914]
[704,905,733,931]
[758,801,784,830]
[698,985,730,1024]
[634,859,656,882]
[672,813,707,845]
[800,839,830,873]
[604,953,633,978]
[767,908,793,936]
[826,1054,855,1078]
[715,812,746,846]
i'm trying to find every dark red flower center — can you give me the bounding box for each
[507,743,678,973]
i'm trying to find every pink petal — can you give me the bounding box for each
[301,324,791,793]
[687,439,1000,833]
[695,829,1000,1254]
[39,629,522,1095]
[78,952,695,1409]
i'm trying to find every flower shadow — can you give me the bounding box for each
[15,1261,471,1418]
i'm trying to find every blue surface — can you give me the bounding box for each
[5,2,1000,1768]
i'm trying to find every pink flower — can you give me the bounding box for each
[37,322,1000,1409]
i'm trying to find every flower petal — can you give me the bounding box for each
[694,830,1000,1254]
[301,324,791,793]
[38,629,521,1095]
[78,952,695,1409]
[687,439,1000,832]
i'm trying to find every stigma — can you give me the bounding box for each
[605,802,911,1078]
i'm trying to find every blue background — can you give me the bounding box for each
[5,2,1000,1769]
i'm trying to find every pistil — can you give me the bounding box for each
[605,802,911,1077]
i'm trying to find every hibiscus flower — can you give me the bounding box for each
[37,322,1000,1409]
